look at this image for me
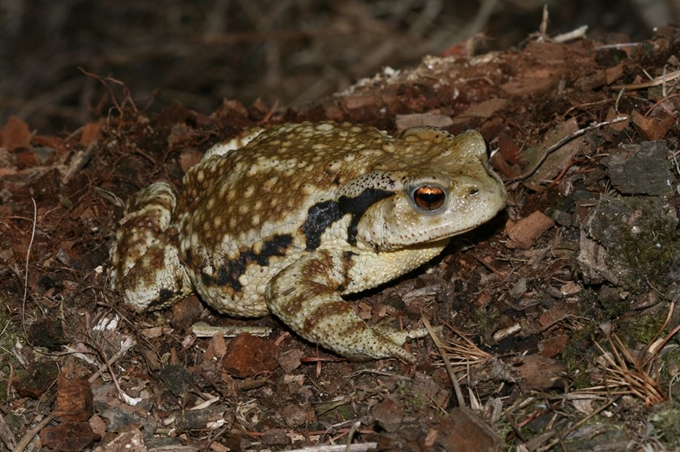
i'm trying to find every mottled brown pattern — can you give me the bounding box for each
[302,300,354,333]
[276,282,321,318]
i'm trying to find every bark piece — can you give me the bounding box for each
[373,395,404,433]
[451,98,509,124]
[0,413,16,451]
[29,318,68,350]
[523,118,581,189]
[13,362,59,398]
[80,120,103,146]
[159,364,193,397]
[40,421,100,451]
[260,429,288,446]
[92,429,147,452]
[176,404,226,431]
[1,115,32,150]
[437,407,502,452]
[538,335,569,358]
[276,348,304,374]
[55,374,94,422]
[395,113,453,133]
[604,140,673,196]
[281,404,309,428]
[511,355,566,390]
[223,333,278,378]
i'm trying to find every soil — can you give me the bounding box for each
[2,20,680,452]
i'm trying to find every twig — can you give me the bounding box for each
[505,117,628,184]
[536,397,620,452]
[552,26,588,43]
[0,319,10,339]
[88,337,136,383]
[345,421,361,452]
[13,415,54,452]
[283,443,378,452]
[422,317,465,407]
[192,322,272,338]
[611,68,680,91]
[0,412,17,450]
[21,198,37,341]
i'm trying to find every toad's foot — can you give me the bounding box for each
[109,182,192,311]
[266,250,430,363]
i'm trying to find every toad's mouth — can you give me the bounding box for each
[382,208,506,250]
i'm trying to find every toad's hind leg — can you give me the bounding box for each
[265,250,432,363]
[109,182,192,312]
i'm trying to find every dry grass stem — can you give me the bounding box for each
[588,302,678,409]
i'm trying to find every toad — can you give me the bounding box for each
[110,122,506,362]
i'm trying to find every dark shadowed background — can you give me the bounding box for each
[0,0,669,134]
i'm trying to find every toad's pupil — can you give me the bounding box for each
[414,186,445,210]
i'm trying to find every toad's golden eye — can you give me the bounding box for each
[412,185,446,211]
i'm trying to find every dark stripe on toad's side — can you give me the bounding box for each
[338,188,394,245]
[147,287,183,310]
[301,200,343,250]
[209,234,293,293]
[335,250,356,292]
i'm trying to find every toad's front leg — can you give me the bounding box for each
[265,249,430,363]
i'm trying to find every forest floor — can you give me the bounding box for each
[2,23,680,452]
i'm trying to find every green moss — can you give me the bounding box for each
[649,401,680,447]
[473,305,501,343]
[318,403,355,424]
[598,293,630,318]
[395,381,428,414]
[589,197,679,292]
[617,310,667,347]
[561,323,598,389]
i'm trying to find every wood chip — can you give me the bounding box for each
[91,429,147,452]
[80,120,103,146]
[1,115,32,150]
[505,211,555,249]
[524,118,580,188]
[538,334,569,358]
[511,355,566,390]
[394,113,453,133]
[451,98,509,124]
[631,107,675,141]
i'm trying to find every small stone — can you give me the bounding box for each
[281,404,309,428]
[159,364,193,397]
